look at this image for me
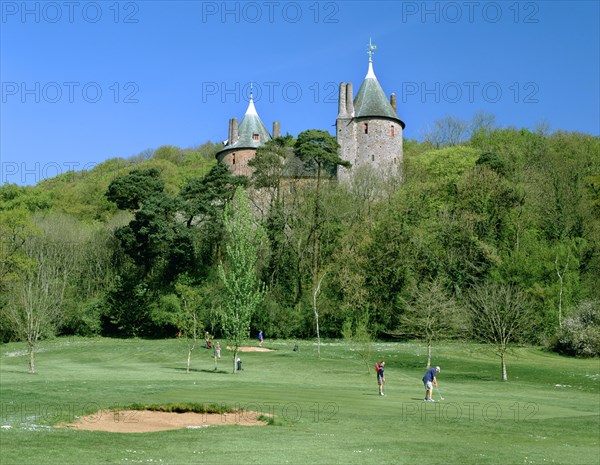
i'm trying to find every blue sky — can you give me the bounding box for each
[1,0,599,185]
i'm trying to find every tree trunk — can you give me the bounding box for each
[313,272,326,358]
[294,238,303,305]
[501,353,508,382]
[186,313,197,373]
[555,253,569,328]
[311,167,321,308]
[364,358,371,374]
[426,343,432,369]
[232,348,238,373]
[28,340,35,374]
[315,311,320,357]
[514,203,523,253]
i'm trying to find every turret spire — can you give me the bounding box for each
[367,37,377,63]
[246,80,257,115]
[354,41,404,124]
[366,38,377,79]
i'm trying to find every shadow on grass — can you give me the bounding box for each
[164,367,229,374]
[0,369,35,375]
[199,369,229,374]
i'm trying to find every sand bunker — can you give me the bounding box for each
[227,346,273,352]
[59,409,268,433]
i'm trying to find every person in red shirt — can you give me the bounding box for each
[376,361,385,396]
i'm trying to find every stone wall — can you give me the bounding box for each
[336,115,356,183]
[337,117,403,182]
[216,148,256,177]
[354,117,403,176]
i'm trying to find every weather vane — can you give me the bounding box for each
[367,38,377,62]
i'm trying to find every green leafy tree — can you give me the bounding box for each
[362,187,426,331]
[0,209,34,283]
[455,165,521,244]
[179,164,245,227]
[249,135,294,205]
[534,132,597,242]
[294,130,350,347]
[218,188,265,373]
[114,193,182,276]
[104,273,152,337]
[476,151,506,176]
[105,167,165,211]
[179,163,246,263]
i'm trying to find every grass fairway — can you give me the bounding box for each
[1,338,599,465]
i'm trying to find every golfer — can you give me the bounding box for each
[377,361,385,396]
[422,366,440,402]
[258,331,264,347]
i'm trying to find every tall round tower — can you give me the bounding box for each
[337,41,405,182]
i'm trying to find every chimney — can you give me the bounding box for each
[273,121,280,139]
[231,118,238,144]
[346,82,354,117]
[338,83,347,117]
[390,93,397,112]
[228,118,233,145]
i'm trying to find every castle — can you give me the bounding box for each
[216,41,404,180]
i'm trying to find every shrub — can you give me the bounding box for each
[62,298,104,336]
[551,301,600,357]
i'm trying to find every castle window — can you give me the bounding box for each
[232,153,236,165]
[391,125,395,137]
[253,133,259,141]
[371,154,375,161]
[364,123,368,134]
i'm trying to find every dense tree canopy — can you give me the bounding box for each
[1,128,598,360]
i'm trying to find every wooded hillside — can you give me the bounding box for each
[1,128,598,357]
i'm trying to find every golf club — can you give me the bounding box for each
[435,386,445,401]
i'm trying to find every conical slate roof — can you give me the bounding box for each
[221,97,271,152]
[353,62,401,122]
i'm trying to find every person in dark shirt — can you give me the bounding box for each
[422,366,440,401]
[377,361,385,396]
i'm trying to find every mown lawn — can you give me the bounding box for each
[1,337,598,465]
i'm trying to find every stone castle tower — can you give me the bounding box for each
[216,42,404,181]
[336,41,405,182]
[216,91,280,176]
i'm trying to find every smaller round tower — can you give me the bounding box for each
[216,91,278,177]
